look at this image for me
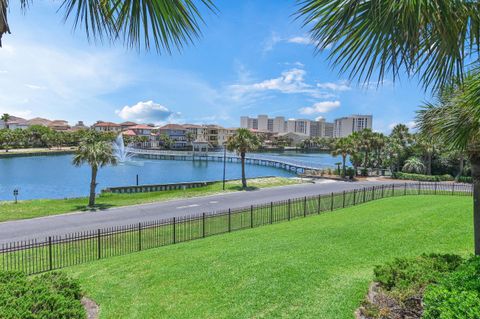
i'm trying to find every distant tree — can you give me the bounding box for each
[402,157,426,174]
[159,134,172,149]
[227,128,261,189]
[331,137,351,177]
[73,140,117,207]
[1,113,10,129]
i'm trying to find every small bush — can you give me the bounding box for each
[423,256,480,319]
[0,271,85,319]
[457,175,473,184]
[393,172,454,182]
[373,254,463,299]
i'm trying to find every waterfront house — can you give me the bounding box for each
[157,124,188,149]
[92,121,122,133]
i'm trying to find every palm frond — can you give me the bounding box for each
[59,0,217,53]
[296,0,480,90]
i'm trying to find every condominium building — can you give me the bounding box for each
[333,115,373,138]
[241,115,332,137]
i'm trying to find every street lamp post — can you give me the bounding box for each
[223,145,227,190]
[13,189,18,204]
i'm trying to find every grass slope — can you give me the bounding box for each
[66,195,472,319]
[0,177,300,222]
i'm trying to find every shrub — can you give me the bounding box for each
[0,271,85,319]
[457,175,473,184]
[423,256,480,319]
[393,172,454,182]
[373,254,463,298]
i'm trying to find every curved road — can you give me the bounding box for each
[0,179,408,243]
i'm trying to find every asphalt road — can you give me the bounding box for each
[0,179,406,243]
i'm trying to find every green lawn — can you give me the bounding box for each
[0,177,301,222]
[65,195,473,319]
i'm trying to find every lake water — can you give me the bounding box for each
[0,151,340,200]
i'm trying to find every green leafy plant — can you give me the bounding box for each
[0,271,85,319]
[423,256,480,319]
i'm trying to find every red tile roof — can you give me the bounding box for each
[122,129,137,136]
[129,124,154,130]
[93,121,120,127]
[158,124,186,130]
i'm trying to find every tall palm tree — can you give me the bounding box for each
[226,128,260,189]
[297,0,480,90]
[73,140,117,207]
[331,137,351,177]
[417,73,480,254]
[1,113,10,129]
[1,0,216,52]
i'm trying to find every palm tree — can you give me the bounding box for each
[331,137,351,177]
[417,73,480,254]
[226,128,260,189]
[297,1,480,90]
[402,157,426,174]
[1,1,216,51]
[1,113,10,129]
[73,140,117,207]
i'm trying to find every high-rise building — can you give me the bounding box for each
[240,115,333,137]
[333,115,373,138]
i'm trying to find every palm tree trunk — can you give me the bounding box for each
[427,153,432,175]
[241,152,247,189]
[342,155,346,178]
[88,166,98,207]
[455,155,465,182]
[471,156,480,255]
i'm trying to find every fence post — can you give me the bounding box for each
[173,217,176,244]
[288,199,291,221]
[270,202,273,224]
[97,229,101,260]
[434,181,437,195]
[251,205,254,228]
[317,194,321,214]
[304,196,307,217]
[392,183,395,196]
[48,236,53,271]
[228,209,231,232]
[363,187,366,203]
[331,192,334,211]
[418,182,421,195]
[371,186,375,200]
[381,185,384,198]
[342,191,346,208]
[404,182,407,195]
[138,223,142,251]
[353,189,356,205]
[452,183,455,195]
[203,213,206,237]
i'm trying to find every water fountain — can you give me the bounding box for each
[112,133,135,163]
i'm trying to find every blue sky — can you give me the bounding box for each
[0,0,431,133]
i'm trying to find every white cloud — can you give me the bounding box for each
[0,41,132,123]
[229,68,335,101]
[25,84,47,90]
[315,116,324,121]
[299,101,341,115]
[116,101,177,124]
[317,81,351,92]
[287,36,312,45]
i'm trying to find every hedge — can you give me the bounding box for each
[0,271,85,319]
[393,172,454,182]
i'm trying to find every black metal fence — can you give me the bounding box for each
[0,182,472,275]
